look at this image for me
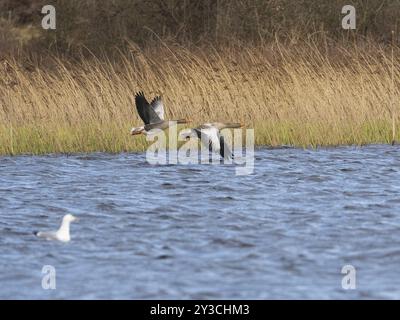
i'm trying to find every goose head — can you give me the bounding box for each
[179,128,197,141]
[130,126,145,135]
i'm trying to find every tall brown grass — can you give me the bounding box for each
[0,41,399,155]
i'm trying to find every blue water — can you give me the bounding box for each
[1,145,400,299]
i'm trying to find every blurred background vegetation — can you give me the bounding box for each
[1,0,399,58]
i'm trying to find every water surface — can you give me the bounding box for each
[1,145,400,299]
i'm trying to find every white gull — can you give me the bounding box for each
[34,214,78,242]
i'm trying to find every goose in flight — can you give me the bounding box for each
[179,122,242,160]
[34,214,78,242]
[131,91,190,135]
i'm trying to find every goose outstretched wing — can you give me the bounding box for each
[196,125,234,160]
[135,92,162,125]
[196,127,221,153]
[219,135,233,160]
[150,96,165,120]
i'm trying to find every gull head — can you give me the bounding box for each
[63,214,78,223]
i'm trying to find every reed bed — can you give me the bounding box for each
[0,42,399,155]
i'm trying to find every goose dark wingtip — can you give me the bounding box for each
[135,91,149,105]
[135,91,145,98]
[150,95,162,104]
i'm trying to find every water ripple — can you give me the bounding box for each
[1,145,400,299]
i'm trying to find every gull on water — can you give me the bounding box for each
[34,214,78,242]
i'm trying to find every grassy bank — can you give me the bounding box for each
[1,42,399,155]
